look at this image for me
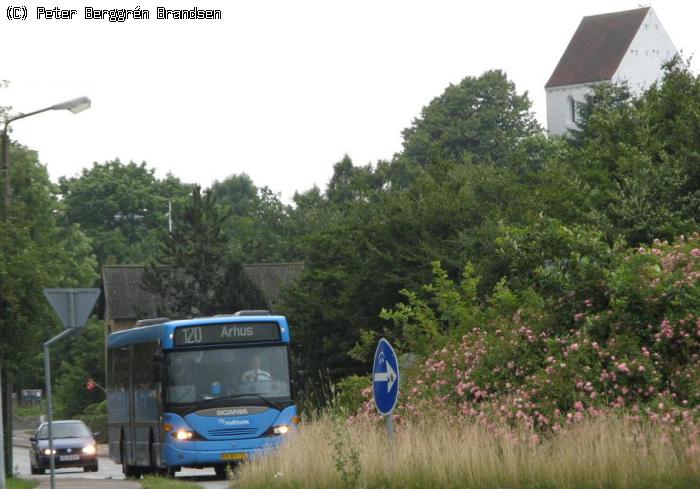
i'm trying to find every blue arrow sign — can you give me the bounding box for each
[372,338,399,415]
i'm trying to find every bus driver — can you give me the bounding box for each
[241,354,272,383]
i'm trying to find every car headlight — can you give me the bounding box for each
[82,444,96,455]
[43,448,56,455]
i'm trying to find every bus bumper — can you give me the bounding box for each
[163,436,284,467]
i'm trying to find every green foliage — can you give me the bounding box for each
[333,375,371,414]
[379,262,483,357]
[284,72,552,386]
[6,478,38,489]
[553,58,700,246]
[140,476,204,489]
[77,401,107,443]
[401,69,541,168]
[58,160,193,266]
[331,415,362,489]
[354,234,700,429]
[143,186,266,316]
[0,140,97,374]
[212,173,302,262]
[51,319,106,419]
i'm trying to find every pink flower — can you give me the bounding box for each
[617,363,631,374]
[661,319,674,339]
[574,401,584,411]
[691,248,700,257]
[571,343,579,351]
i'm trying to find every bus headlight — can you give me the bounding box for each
[273,425,290,435]
[173,429,194,440]
[82,444,96,455]
[263,424,292,437]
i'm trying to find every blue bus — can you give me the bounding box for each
[106,312,298,478]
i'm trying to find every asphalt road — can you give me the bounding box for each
[11,438,230,489]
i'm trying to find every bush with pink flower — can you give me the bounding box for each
[351,233,700,433]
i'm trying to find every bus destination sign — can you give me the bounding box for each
[173,322,281,346]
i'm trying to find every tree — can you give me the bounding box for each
[551,58,700,246]
[52,319,105,418]
[212,173,302,263]
[400,70,541,169]
[0,140,97,372]
[58,160,193,266]
[143,186,266,317]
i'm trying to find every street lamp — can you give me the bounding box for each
[0,96,90,489]
[2,96,91,210]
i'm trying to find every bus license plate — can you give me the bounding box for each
[60,455,80,461]
[221,452,247,461]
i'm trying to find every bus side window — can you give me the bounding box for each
[113,346,130,391]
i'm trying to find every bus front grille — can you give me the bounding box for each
[207,427,259,439]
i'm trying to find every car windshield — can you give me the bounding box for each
[38,422,91,439]
[166,345,291,405]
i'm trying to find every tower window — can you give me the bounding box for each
[568,96,576,123]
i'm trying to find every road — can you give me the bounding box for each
[12,436,230,489]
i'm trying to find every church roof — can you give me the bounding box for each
[546,7,649,88]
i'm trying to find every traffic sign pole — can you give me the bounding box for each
[44,328,78,489]
[42,288,100,489]
[385,412,394,444]
[0,365,5,489]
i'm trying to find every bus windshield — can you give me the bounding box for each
[166,345,291,405]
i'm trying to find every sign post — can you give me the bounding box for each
[372,338,399,442]
[42,288,100,489]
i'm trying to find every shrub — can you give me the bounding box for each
[354,233,700,431]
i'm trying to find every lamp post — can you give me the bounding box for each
[0,96,91,489]
[2,96,91,210]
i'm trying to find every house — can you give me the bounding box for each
[546,7,677,135]
[102,263,304,335]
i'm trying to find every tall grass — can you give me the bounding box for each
[232,414,700,489]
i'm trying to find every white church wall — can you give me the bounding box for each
[613,9,677,95]
[546,82,603,136]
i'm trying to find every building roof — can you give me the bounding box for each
[546,7,649,88]
[102,266,167,320]
[242,262,305,309]
[102,263,304,320]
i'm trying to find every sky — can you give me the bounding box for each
[1,0,698,201]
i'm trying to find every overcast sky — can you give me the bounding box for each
[2,1,698,201]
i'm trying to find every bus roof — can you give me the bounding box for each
[107,314,290,349]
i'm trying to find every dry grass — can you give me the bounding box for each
[231,414,700,489]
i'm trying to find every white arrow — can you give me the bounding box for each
[373,361,397,392]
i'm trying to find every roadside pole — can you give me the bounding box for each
[43,328,80,488]
[42,288,100,489]
[0,365,5,489]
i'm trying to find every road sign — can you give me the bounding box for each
[43,288,100,329]
[41,287,100,489]
[372,338,399,415]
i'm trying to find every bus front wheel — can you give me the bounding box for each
[215,464,235,480]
